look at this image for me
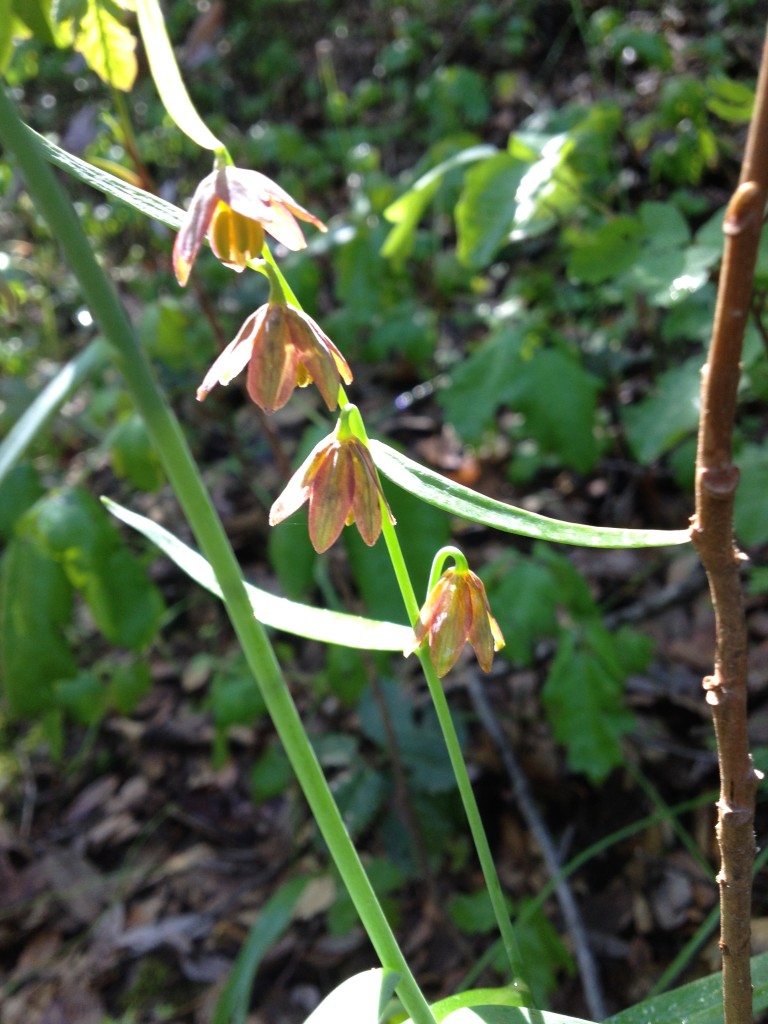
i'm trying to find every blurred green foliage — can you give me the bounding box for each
[2,0,767,1006]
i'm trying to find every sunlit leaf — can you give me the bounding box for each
[382,144,496,263]
[74,0,137,91]
[136,0,224,151]
[622,355,701,464]
[104,498,413,651]
[370,440,690,548]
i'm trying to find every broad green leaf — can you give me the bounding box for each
[212,877,310,1024]
[0,464,45,541]
[136,0,224,151]
[566,216,643,285]
[21,487,165,650]
[705,74,755,123]
[455,153,529,269]
[358,679,462,794]
[55,671,106,725]
[439,323,526,441]
[481,556,561,666]
[104,498,413,651]
[382,144,497,263]
[11,0,58,45]
[108,661,151,714]
[107,414,165,491]
[0,0,13,69]
[420,1008,594,1024]
[622,355,701,463]
[74,0,137,91]
[505,349,600,473]
[542,626,639,782]
[608,950,768,1024]
[0,537,76,717]
[370,440,691,549]
[0,339,110,491]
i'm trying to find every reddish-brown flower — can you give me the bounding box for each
[270,426,394,553]
[196,301,352,413]
[173,166,326,285]
[409,567,504,677]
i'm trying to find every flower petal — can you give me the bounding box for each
[196,309,264,401]
[270,439,332,526]
[173,172,218,286]
[215,168,326,251]
[350,442,384,546]
[308,444,354,552]
[247,305,299,413]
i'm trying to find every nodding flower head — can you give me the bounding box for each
[409,565,504,677]
[173,165,326,285]
[196,301,352,414]
[269,413,394,553]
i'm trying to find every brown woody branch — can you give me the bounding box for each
[690,28,768,1024]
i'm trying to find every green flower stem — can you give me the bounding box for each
[0,88,437,1024]
[345,410,528,991]
[427,545,468,594]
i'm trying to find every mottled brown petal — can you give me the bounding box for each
[466,576,495,673]
[247,305,297,413]
[429,576,471,677]
[308,445,355,552]
[350,443,383,546]
[173,172,218,285]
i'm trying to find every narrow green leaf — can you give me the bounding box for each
[34,129,184,229]
[212,877,309,1024]
[104,498,413,651]
[136,0,224,151]
[607,950,768,1024]
[369,441,691,549]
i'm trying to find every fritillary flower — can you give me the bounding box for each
[173,165,326,285]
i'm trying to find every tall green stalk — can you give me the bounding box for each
[0,86,437,1024]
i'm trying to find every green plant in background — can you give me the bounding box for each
[1,2,766,1023]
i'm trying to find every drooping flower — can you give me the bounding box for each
[173,165,326,285]
[196,300,352,413]
[269,412,394,553]
[409,565,505,677]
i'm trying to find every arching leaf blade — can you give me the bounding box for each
[370,441,690,549]
[104,499,412,652]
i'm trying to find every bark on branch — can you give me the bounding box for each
[690,27,768,1024]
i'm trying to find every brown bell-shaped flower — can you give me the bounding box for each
[409,565,505,677]
[269,413,394,553]
[173,165,326,285]
[196,301,352,414]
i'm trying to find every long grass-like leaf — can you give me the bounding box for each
[370,440,691,549]
[104,498,412,651]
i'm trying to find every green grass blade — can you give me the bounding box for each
[104,498,412,652]
[212,877,308,1024]
[34,130,184,229]
[370,440,691,549]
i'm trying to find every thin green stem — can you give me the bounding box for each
[342,354,529,991]
[0,87,436,1024]
[417,647,531,996]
